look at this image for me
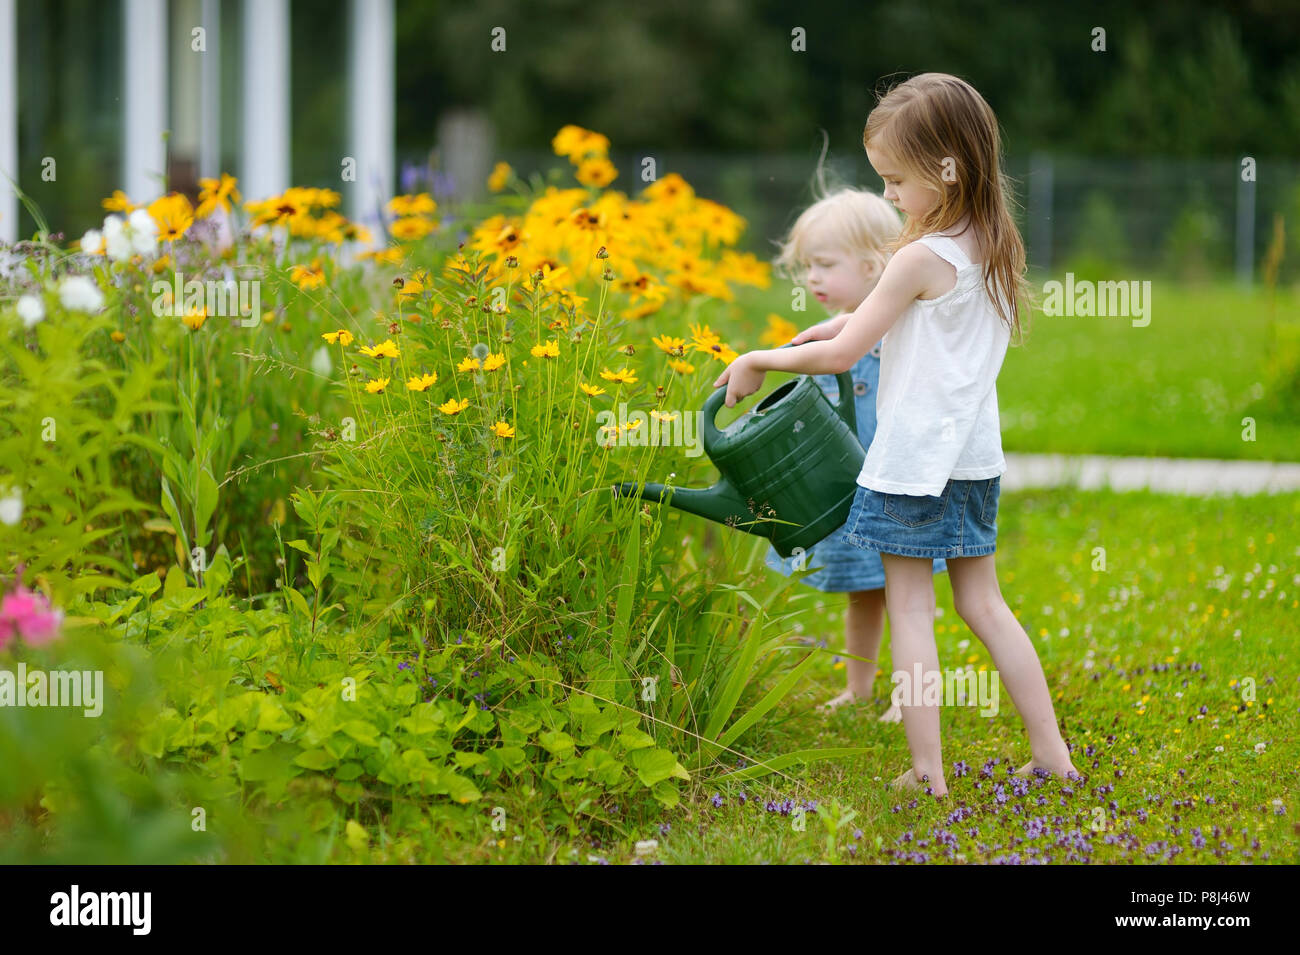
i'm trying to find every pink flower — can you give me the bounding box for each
[0,585,65,647]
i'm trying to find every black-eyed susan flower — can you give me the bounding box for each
[650,410,679,423]
[599,367,637,385]
[667,358,696,375]
[359,246,404,266]
[148,192,195,241]
[580,383,606,397]
[760,313,800,347]
[551,124,610,162]
[365,377,391,394]
[487,161,512,192]
[102,189,136,213]
[322,329,355,346]
[457,356,481,373]
[481,352,506,372]
[390,216,435,241]
[651,334,686,355]
[490,420,515,438]
[575,157,617,189]
[290,258,326,290]
[530,340,560,359]
[439,397,469,415]
[406,372,438,391]
[359,339,400,359]
[387,192,436,217]
[196,173,241,218]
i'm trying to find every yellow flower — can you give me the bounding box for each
[575,157,618,188]
[439,397,470,415]
[387,193,437,217]
[148,192,195,241]
[406,372,439,391]
[760,313,800,347]
[359,246,405,266]
[290,258,326,290]
[322,329,355,346]
[457,356,481,373]
[359,339,400,359]
[182,307,207,330]
[101,189,136,213]
[481,352,506,372]
[580,383,606,396]
[551,124,610,162]
[650,410,679,422]
[390,216,435,241]
[365,377,391,394]
[599,367,638,385]
[652,334,686,355]
[110,330,126,343]
[530,340,560,359]
[195,173,241,218]
[487,161,513,192]
[667,358,696,375]
[490,420,515,438]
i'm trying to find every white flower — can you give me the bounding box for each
[0,486,21,525]
[128,208,158,256]
[1255,742,1266,753]
[58,275,105,313]
[79,228,103,256]
[16,294,45,328]
[310,345,333,377]
[103,215,133,262]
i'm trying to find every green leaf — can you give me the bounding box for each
[340,720,380,747]
[282,586,312,619]
[162,564,186,597]
[293,748,339,771]
[129,572,161,596]
[628,747,678,787]
[285,539,315,556]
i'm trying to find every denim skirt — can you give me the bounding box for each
[764,346,946,591]
[841,476,1001,559]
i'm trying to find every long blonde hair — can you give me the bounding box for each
[771,131,902,291]
[863,73,1030,344]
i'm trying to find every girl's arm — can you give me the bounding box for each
[753,243,933,377]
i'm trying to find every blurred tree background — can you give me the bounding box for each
[14,0,1300,277]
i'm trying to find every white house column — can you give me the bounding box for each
[241,0,289,201]
[0,0,16,242]
[198,0,221,180]
[124,0,168,203]
[347,0,394,239]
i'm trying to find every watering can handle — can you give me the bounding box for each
[701,342,857,445]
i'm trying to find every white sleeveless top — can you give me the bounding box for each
[856,232,1011,496]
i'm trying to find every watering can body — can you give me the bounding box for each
[614,344,867,558]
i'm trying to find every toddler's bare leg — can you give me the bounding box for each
[820,588,884,711]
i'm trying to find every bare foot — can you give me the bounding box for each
[1013,757,1081,781]
[890,767,948,797]
[818,689,868,713]
[878,702,902,723]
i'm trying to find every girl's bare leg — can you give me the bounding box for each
[880,553,948,796]
[946,553,1079,779]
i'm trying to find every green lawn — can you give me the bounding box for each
[565,487,1299,864]
[723,277,1300,461]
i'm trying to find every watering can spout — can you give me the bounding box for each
[613,479,767,541]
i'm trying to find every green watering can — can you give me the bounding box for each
[613,343,865,558]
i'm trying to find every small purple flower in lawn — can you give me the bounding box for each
[398,661,411,671]
[710,793,723,808]
[658,822,671,836]
[952,760,969,777]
